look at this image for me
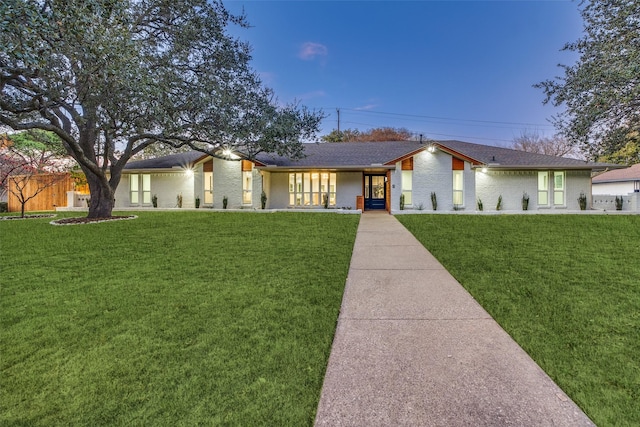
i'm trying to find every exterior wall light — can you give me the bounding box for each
[184,169,194,177]
[482,167,488,173]
[427,144,436,153]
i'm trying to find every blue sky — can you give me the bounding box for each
[225,1,584,147]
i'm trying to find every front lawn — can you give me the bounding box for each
[397,214,640,427]
[0,211,359,426]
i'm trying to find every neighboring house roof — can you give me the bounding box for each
[122,140,618,171]
[592,163,640,183]
[124,151,207,170]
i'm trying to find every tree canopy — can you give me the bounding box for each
[322,127,413,142]
[0,0,322,217]
[512,131,584,159]
[536,0,640,163]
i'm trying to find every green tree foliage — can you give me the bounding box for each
[322,127,412,142]
[8,129,67,155]
[597,138,640,165]
[536,0,640,162]
[0,0,323,217]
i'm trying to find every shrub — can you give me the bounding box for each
[430,192,437,211]
[261,191,267,209]
[522,192,529,211]
[578,192,587,210]
[615,195,624,210]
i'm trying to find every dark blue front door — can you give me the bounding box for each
[364,175,386,210]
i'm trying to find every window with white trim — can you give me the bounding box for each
[452,170,464,207]
[553,171,565,205]
[288,172,336,206]
[242,171,252,204]
[538,172,549,206]
[129,174,151,205]
[204,172,213,204]
[402,170,412,205]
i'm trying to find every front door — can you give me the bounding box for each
[364,174,386,210]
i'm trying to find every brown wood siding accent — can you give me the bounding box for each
[7,173,73,212]
[452,157,465,170]
[385,148,427,166]
[401,157,414,170]
[241,160,253,171]
[385,170,391,211]
[203,160,213,172]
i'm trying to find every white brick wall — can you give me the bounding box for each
[392,150,475,211]
[475,169,592,211]
[336,172,362,209]
[592,193,639,211]
[212,158,242,208]
[114,172,195,208]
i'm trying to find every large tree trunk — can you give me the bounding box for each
[85,170,116,218]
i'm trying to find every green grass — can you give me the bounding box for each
[397,214,640,427]
[1,211,359,426]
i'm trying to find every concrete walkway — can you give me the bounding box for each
[314,213,594,426]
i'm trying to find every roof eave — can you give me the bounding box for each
[472,164,611,170]
[256,164,395,171]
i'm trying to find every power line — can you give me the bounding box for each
[340,120,516,144]
[338,107,555,128]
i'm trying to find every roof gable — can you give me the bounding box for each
[125,151,207,170]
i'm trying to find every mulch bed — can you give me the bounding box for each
[50,215,137,225]
[1,214,57,220]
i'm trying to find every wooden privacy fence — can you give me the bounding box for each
[7,173,75,212]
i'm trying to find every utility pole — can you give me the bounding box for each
[336,108,340,132]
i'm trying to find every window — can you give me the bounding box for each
[553,171,565,206]
[538,171,565,206]
[130,174,139,204]
[452,170,464,207]
[538,172,549,206]
[288,172,336,206]
[242,171,252,204]
[241,160,253,205]
[204,171,213,204]
[402,170,412,205]
[129,174,150,205]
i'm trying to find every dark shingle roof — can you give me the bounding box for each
[256,140,615,170]
[124,151,206,170]
[122,140,618,171]
[255,141,425,168]
[435,140,613,169]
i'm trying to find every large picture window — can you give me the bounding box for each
[289,172,336,207]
